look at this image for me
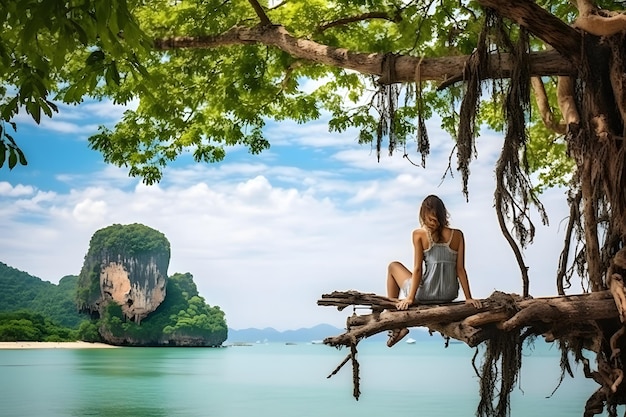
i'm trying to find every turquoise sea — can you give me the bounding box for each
[0,339,617,417]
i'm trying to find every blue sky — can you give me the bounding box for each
[0,98,578,331]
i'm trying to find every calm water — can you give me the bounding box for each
[0,339,617,416]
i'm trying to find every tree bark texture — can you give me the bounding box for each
[154,26,574,84]
[318,290,617,349]
[477,0,582,59]
[319,290,626,414]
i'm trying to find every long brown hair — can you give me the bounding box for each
[419,195,449,242]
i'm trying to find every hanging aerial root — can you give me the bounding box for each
[326,342,362,400]
[474,326,522,417]
[595,354,623,395]
[581,344,625,416]
[610,326,626,361]
[351,343,360,400]
[608,248,626,322]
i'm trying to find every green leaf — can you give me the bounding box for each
[15,147,27,166]
[1,97,19,121]
[25,100,42,124]
[0,142,6,168]
[85,50,106,66]
[105,61,121,87]
[7,147,17,169]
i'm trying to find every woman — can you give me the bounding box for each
[386,195,482,347]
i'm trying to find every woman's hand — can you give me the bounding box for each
[396,298,414,310]
[465,298,482,308]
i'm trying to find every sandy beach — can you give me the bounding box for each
[0,341,119,349]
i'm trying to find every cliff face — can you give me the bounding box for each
[77,223,170,324]
[100,254,167,323]
[76,225,227,347]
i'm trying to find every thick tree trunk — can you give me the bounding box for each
[318,290,617,349]
[319,290,626,414]
[477,0,581,60]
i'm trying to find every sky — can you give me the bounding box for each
[0,98,582,332]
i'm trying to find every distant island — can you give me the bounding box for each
[0,223,227,347]
[0,219,438,348]
[226,324,435,344]
[0,257,372,346]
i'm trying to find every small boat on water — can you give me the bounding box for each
[406,338,416,344]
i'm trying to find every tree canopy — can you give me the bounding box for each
[0,262,87,327]
[2,0,585,186]
[6,0,626,415]
[3,0,625,297]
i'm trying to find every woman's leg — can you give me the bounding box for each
[386,261,412,299]
[386,261,411,347]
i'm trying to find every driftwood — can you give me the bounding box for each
[318,289,626,413]
[318,290,617,348]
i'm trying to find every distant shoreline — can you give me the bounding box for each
[0,341,119,349]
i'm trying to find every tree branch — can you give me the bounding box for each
[531,76,567,134]
[571,0,626,36]
[248,0,272,26]
[316,12,401,33]
[477,0,582,61]
[153,26,575,83]
[318,290,618,349]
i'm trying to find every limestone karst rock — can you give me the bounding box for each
[76,223,170,323]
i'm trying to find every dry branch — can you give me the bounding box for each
[319,289,624,408]
[318,290,618,348]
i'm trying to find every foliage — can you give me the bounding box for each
[0,310,77,342]
[0,262,87,327]
[0,0,601,190]
[98,272,227,345]
[0,261,226,345]
[0,0,149,170]
[76,223,170,310]
[76,320,102,342]
[86,223,170,257]
[162,276,228,341]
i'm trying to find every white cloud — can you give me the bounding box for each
[0,182,35,197]
[0,117,579,332]
[72,198,109,224]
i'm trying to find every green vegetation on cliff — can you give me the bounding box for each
[88,223,171,256]
[0,261,227,345]
[100,273,227,346]
[163,273,227,344]
[76,223,171,311]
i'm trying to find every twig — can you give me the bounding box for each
[247,0,272,26]
[327,353,352,378]
[316,12,401,33]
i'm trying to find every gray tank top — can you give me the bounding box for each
[416,229,459,303]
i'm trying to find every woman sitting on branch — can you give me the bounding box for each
[386,194,482,347]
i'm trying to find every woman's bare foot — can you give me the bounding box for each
[387,328,409,347]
